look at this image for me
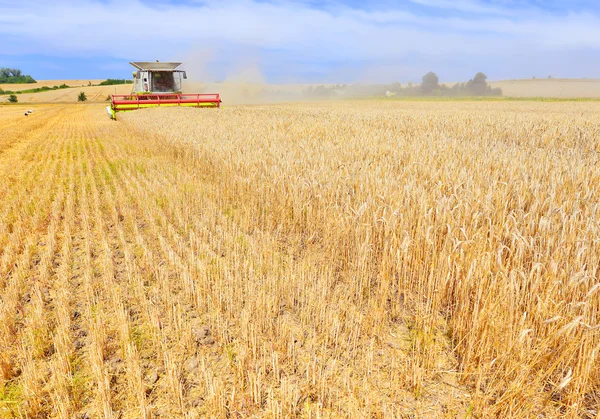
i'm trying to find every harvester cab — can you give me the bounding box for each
[106,61,221,120]
[131,61,185,93]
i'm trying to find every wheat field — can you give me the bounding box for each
[0,101,599,418]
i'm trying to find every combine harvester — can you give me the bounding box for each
[107,61,221,119]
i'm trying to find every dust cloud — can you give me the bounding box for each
[181,47,335,104]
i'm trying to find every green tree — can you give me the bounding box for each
[464,72,501,96]
[471,72,488,96]
[421,71,439,94]
[0,68,36,84]
[99,79,133,86]
[8,94,18,103]
[0,68,16,78]
[78,92,87,102]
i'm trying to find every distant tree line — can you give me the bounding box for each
[303,84,349,98]
[0,68,36,84]
[99,79,133,86]
[419,71,502,96]
[302,71,502,98]
[1,84,70,95]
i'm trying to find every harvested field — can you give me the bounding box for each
[0,101,599,418]
[0,80,105,92]
[0,84,132,104]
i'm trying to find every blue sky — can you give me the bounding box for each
[1,0,600,83]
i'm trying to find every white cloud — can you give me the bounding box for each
[1,0,600,81]
[407,0,518,15]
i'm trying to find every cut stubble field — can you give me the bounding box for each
[0,84,132,104]
[0,80,106,93]
[0,101,599,418]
